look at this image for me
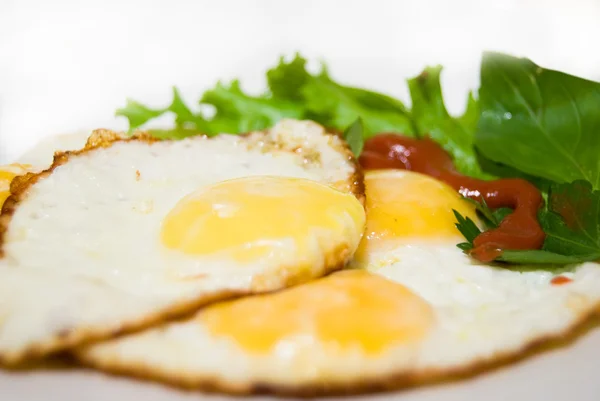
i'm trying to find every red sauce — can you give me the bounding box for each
[550,276,572,285]
[359,134,545,262]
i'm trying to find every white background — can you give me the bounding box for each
[1,0,600,163]
[1,1,600,400]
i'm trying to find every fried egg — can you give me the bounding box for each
[16,131,90,169]
[1,131,89,209]
[0,119,366,365]
[0,164,34,209]
[77,169,600,395]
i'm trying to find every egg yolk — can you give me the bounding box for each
[355,170,478,259]
[0,164,32,208]
[161,176,365,263]
[202,269,434,354]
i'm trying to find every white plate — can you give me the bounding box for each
[1,1,600,400]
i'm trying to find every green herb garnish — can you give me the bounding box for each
[115,51,600,267]
[453,180,600,264]
[117,54,415,139]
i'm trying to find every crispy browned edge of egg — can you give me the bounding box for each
[0,125,366,366]
[75,304,600,397]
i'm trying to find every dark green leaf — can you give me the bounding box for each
[408,66,493,179]
[476,52,600,188]
[541,180,600,256]
[475,150,552,198]
[343,118,365,157]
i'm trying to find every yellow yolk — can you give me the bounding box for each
[355,170,477,260]
[0,164,32,208]
[161,176,365,263]
[202,269,434,354]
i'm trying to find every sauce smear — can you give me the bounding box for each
[550,276,572,286]
[359,134,545,262]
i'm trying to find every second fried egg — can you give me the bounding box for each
[77,169,600,395]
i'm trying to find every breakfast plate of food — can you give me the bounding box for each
[1,49,599,401]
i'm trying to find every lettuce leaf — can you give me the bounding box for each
[407,66,492,179]
[116,83,304,138]
[343,118,365,157]
[116,54,414,140]
[116,100,165,130]
[476,52,600,188]
[267,54,415,136]
[116,52,600,267]
[116,88,202,132]
[198,80,304,134]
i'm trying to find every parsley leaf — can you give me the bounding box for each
[476,52,600,188]
[454,180,600,264]
[452,209,481,250]
[462,197,513,230]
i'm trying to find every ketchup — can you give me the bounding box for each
[550,276,572,286]
[359,134,545,262]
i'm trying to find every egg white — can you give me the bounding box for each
[16,131,90,170]
[74,173,600,396]
[1,131,89,209]
[0,119,364,365]
[75,241,600,395]
[371,243,600,369]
